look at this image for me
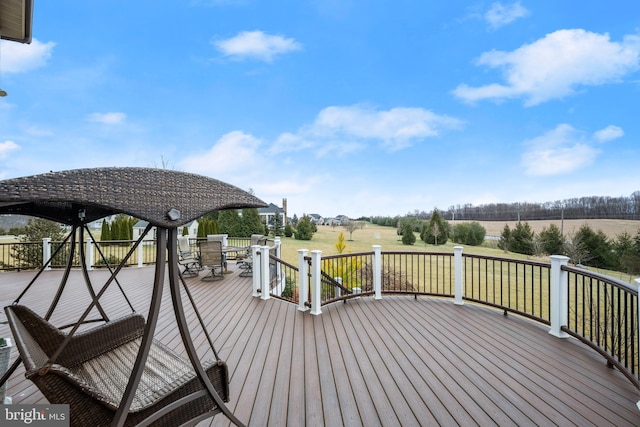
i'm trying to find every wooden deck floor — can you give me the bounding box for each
[1,265,639,426]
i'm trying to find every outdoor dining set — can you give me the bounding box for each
[178,234,268,281]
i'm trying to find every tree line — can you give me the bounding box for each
[371,192,640,224]
[448,192,640,221]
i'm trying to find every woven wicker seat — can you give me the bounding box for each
[5,305,229,426]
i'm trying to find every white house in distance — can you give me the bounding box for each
[258,203,286,227]
[307,214,324,225]
[133,219,199,240]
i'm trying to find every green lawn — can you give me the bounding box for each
[278,223,531,265]
[276,223,634,282]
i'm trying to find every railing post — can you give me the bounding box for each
[85,237,94,271]
[297,249,309,312]
[252,245,261,298]
[454,246,464,305]
[373,245,382,300]
[274,236,281,258]
[310,250,322,315]
[137,241,144,268]
[260,245,270,300]
[549,255,570,338]
[335,277,342,298]
[42,238,51,270]
[273,237,283,295]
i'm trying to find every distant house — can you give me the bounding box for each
[132,219,198,241]
[324,217,338,226]
[258,203,286,227]
[336,215,350,225]
[308,214,324,225]
[132,220,155,241]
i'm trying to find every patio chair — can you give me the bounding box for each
[200,240,225,281]
[4,304,230,427]
[237,234,268,277]
[178,236,200,277]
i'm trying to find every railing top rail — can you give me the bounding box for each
[380,250,452,257]
[268,253,298,270]
[320,251,374,260]
[462,252,551,268]
[562,264,638,295]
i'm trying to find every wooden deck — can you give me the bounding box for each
[1,265,640,426]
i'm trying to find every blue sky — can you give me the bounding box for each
[1,1,639,219]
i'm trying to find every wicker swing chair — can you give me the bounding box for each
[0,167,267,426]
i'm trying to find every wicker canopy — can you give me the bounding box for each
[0,167,267,227]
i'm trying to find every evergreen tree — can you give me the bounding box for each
[451,222,486,246]
[538,224,565,255]
[613,231,638,273]
[240,208,264,237]
[270,212,284,237]
[420,209,449,245]
[182,226,189,236]
[284,223,294,237]
[294,215,314,240]
[101,219,111,241]
[218,209,242,236]
[401,223,416,245]
[498,224,511,252]
[111,219,121,241]
[574,224,613,269]
[510,221,535,255]
[335,232,347,253]
[10,218,66,268]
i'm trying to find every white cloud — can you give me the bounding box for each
[453,29,640,106]
[271,105,463,154]
[179,130,262,175]
[593,125,624,142]
[213,30,302,62]
[0,141,20,159]
[485,1,529,29]
[2,39,55,73]
[521,124,599,176]
[86,112,126,124]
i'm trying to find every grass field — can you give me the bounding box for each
[276,220,640,282]
[472,218,640,238]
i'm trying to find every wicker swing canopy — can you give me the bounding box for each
[0,167,267,227]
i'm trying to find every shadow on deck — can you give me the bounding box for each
[1,265,639,426]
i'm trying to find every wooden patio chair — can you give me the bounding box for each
[200,240,225,281]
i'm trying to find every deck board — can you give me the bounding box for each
[2,266,640,426]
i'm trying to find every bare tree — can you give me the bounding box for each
[342,220,364,241]
[563,232,592,266]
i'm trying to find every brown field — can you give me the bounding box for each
[467,219,640,239]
